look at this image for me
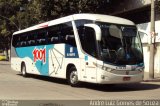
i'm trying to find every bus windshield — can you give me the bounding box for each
[97,22,143,65]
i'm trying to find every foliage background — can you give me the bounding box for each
[0,0,160,52]
[0,0,111,50]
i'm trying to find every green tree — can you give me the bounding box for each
[0,0,21,60]
[0,0,111,60]
[25,0,110,23]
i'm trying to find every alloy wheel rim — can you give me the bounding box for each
[70,71,78,84]
[22,67,25,75]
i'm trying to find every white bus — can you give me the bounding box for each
[11,14,144,86]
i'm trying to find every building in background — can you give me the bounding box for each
[138,21,160,79]
[107,0,160,24]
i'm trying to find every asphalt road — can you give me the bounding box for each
[0,61,160,100]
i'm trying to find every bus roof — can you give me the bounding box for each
[13,13,135,35]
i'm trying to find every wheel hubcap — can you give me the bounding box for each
[22,67,25,75]
[70,71,78,84]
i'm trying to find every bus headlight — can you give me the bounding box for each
[96,63,114,72]
[106,68,112,72]
[138,68,144,72]
[102,66,107,70]
[136,67,144,72]
[102,66,114,72]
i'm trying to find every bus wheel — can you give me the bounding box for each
[68,67,79,87]
[21,63,27,77]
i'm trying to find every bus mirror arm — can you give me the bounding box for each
[84,24,102,41]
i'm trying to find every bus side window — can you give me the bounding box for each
[16,42,21,47]
[21,41,26,46]
[20,34,28,47]
[28,40,35,45]
[36,30,46,45]
[27,33,36,46]
[78,26,97,57]
[61,23,76,47]
[47,26,60,44]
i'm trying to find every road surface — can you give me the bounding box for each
[0,61,160,100]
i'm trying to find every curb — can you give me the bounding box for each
[143,78,160,82]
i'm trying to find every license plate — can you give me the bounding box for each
[123,77,131,81]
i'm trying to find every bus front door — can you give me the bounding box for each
[85,57,97,82]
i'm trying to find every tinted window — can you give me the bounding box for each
[75,20,97,57]
[20,34,28,46]
[36,30,46,45]
[61,23,76,47]
[47,25,61,44]
[13,30,46,47]
[28,33,35,46]
[47,22,76,47]
[12,22,76,47]
[77,26,97,57]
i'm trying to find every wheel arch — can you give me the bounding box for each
[21,61,25,72]
[66,63,76,79]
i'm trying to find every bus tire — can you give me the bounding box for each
[21,63,27,77]
[68,67,80,87]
